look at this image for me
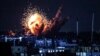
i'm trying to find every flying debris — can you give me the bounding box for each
[22,6,68,36]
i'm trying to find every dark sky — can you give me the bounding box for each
[0,0,100,33]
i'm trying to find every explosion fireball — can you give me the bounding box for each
[27,13,43,36]
[22,6,67,36]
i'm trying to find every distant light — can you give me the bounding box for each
[48,50,54,53]
[20,53,24,56]
[76,52,80,56]
[55,50,58,52]
[31,55,34,56]
[82,52,86,56]
[52,50,55,52]
[62,50,64,52]
[59,50,62,52]
[19,37,22,42]
[57,47,65,49]
[5,37,7,42]
[50,50,53,53]
[48,50,51,53]
[39,50,42,53]
[76,52,86,56]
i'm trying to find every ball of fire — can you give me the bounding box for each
[22,6,67,36]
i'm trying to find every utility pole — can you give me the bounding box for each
[91,13,94,56]
[91,13,94,45]
[76,18,79,36]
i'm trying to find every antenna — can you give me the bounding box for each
[91,13,94,44]
[76,18,79,36]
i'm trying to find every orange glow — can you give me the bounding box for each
[9,30,16,36]
[27,13,44,36]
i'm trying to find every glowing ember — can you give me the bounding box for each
[8,30,16,36]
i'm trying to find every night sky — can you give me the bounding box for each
[0,0,100,33]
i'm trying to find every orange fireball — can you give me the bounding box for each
[22,6,66,36]
[27,13,44,36]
